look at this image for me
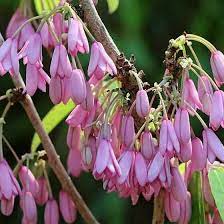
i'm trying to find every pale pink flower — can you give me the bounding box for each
[88,42,117,80]
[26,63,50,96]
[6,9,35,50]
[1,195,15,216]
[134,152,147,186]
[174,108,192,162]
[59,190,77,223]
[140,131,155,160]
[159,119,180,155]
[136,90,150,118]
[164,191,180,222]
[67,148,82,177]
[203,128,224,162]
[80,82,94,111]
[210,50,224,86]
[209,90,224,130]
[198,75,213,115]
[178,192,192,224]
[40,22,56,49]
[67,126,81,150]
[70,69,87,104]
[68,17,89,56]
[35,177,48,206]
[0,38,19,76]
[19,166,39,197]
[44,199,59,224]
[120,115,135,147]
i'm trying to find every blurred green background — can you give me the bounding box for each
[0,0,224,223]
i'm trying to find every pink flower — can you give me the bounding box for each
[26,63,50,96]
[210,50,224,86]
[1,195,15,216]
[19,166,39,197]
[140,131,155,160]
[159,119,180,155]
[120,115,135,147]
[6,9,35,50]
[170,167,187,202]
[0,159,21,199]
[198,75,213,115]
[191,137,207,171]
[209,90,224,130]
[67,126,81,150]
[49,44,73,104]
[80,82,94,111]
[35,177,48,206]
[88,42,117,80]
[70,69,87,104]
[203,128,224,162]
[93,137,121,178]
[134,152,147,186]
[44,199,59,224]
[164,191,180,222]
[21,191,37,224]
[0,38,19,76]
[174,108,192,162]
[147,151,164,182]
[53,13,67,38]
[136,90,150,118]
[24,33,42,66]
[178,192,192,224]
[68,17,89,56]
[67,148,82,177]
[59,190,77,223]
[40,22,57,49]
[183,75,202,112]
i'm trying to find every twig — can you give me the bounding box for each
[79,0,120,62]
[11,73,99,224]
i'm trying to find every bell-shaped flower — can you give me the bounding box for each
[59,190,77,223]
[35,177,49,206]
[140,131,155,160]
[1,195,15,216]
[210,50,224,86]
[88,41,117,80]
[26,63,50,96]
[6,9,35,50]
[198,75,213,115]
[40,22,57,49]
[68,17,89,56]
[0,38,19,76]
[136,90,150,118]
[178,192,192,224]
[203,128,224,163]
[209,90,224,130]
[44,199,59,224]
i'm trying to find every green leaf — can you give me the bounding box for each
[34,0,60,14]
[107,0,119,14]
[208,167,224,221]
[189,171,206,224]
[31,100,75,152]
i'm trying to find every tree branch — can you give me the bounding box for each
[79,0,120,62]
[11,74,99,224]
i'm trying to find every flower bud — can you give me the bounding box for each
[170,167,187,202]
[35,177,48,206]
[81,82,94,111]
[148,151,164,182]
[67,126,81,150]
[59,190,77,223]
[140,131,155,160]
[44,199,59,224]
[164,191,180,222]
[178,192,191,224]
[210,50,224,86]
[19,166,39,197]
[1,196,14,216]
[134,152,147,186]
[136,90,150,118]
[71,69,87,104]
[120,115,135,147]
[67,149,82,177]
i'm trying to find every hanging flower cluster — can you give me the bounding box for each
[0,0,224,223]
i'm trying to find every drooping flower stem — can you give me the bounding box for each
[187,41,202,68]
[2,135,20,162]
[43,166,53,199]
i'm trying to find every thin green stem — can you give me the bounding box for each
[43,167,53,199]
[3,135,20,162]
[187,42,202,68]
[192,63,219,90]
[157,91,168,119]
[186,34,217,52]
[47,20,60,43]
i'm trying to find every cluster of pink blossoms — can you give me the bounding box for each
[0,0,224,223]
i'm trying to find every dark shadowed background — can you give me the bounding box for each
[0,0,223,223]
